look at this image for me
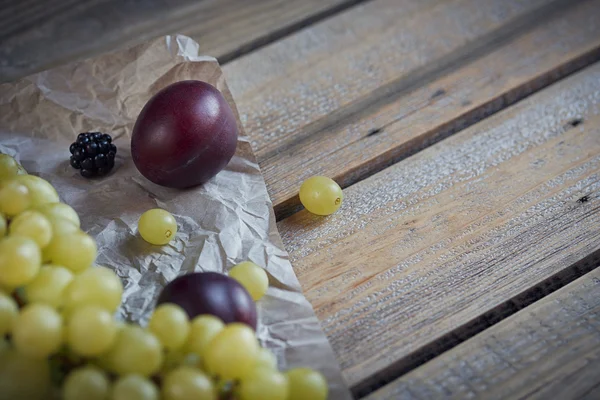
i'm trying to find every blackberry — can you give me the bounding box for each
[69,132,117,178]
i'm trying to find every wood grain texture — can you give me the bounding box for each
[277,62,600,392]
[365,267,600,400]
[225,0,600,219]
[0,0,361,82]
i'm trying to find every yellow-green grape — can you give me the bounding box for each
[66,305,117,356]
[103,325,163,377]
[239,368,289,400]
[0,290,18,336]
[45,231,96,273]
[0,347,51,400]
[14,175,59,207]
[285,368,328,400]
[185,315,225,357]
[0,236,41,287]
[162,366,216,400]
[0,213,5,237]
[0,180,30,217]
[148,303,190,350]
[181,353,203,369]
[42,217,79,262]
[204,323,260,380]
[138,208,177,245]
[255,347,277,369]
[161,350,186,373]
[36,202,80,227]
[112,375,160,400]
[24,265,73,308]
[229,261,269,301]
[9,210,53,248]
[162,351,203,374]
[63,366,110,400]
[12,304,63,358]
[0,154,26,181]
[64,266,123,312]
[299,176,343,216]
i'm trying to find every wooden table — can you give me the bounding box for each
[3,0,600,398]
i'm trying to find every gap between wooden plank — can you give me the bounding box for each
[364,262,600,400]
[260,0,580,162]
[357,248,600,397]
[215,0,372,65]
[0,0,370,82]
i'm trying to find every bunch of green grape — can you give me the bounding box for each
[0,154,328,400]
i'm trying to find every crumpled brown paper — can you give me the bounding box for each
[0,35,351,399]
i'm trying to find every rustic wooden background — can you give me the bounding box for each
[2,0,600,398]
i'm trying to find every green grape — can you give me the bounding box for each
[0,214,6,237]
[0,236,41,287]
[182,353,203,369]
[204,323,260,380]
[239,368,289,400]
[24,265,74,308]
[162,351,203,374]
[229,261,269,301]
[12,174,53,197]
[138,208,177,245]
[148,303,190,350]
[285,368,328,400]
[162,366,216,400]
[161,350,186,373]
[63,366,110,400]
[0,290,18,336]
[0,180,30,217]
[112,375,160,400]
[0,347,51,400]
[64,266,123,312]
[185,315,224,357]
[36,202,80,227]
[103,325,163,376]
[9,210,53,248]
[255,347,277,369]
[14,175,59,207]
[46,215,79,235]
[299,176,343,216]
[45,231,96,273]
[66,305,117,356]
[12,303,63,358]
[42,217,79,262]
[0,154,26,182]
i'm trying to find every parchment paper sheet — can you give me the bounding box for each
[0,35,351,399]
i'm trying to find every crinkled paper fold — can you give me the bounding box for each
[0,35,351,399]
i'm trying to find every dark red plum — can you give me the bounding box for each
[131,80,238,188]
[157,272,257,330]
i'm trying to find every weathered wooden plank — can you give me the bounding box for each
[225,0,600,218]
[277,62,600,392]
[365,267,600,400]
[0,0,361,82]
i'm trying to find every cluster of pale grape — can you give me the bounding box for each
[0,154,328,400]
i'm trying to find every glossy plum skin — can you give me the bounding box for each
[157,272,257,330]
[131,80,238,188]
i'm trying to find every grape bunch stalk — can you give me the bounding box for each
[0,153,329,400]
